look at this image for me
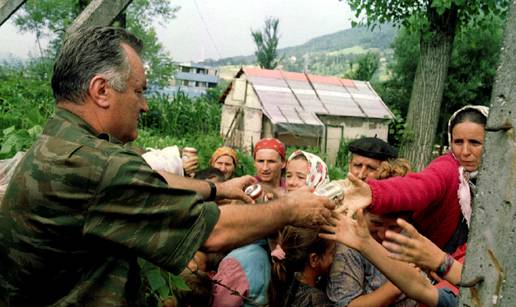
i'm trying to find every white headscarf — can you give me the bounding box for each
[447,105,489,146]
[447,105,489,227]
[287,150,329,190]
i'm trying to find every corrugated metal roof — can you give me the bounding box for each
[242,68,393,129]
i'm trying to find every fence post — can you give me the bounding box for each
[459,0,516,306]
[67,0,133,33]
[0,0,26,27]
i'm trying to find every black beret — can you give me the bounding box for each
[348,137,397,161]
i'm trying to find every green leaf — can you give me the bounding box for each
[146,269,167,292]
[3,126,15,136]
[28,125,43,138]
[0,144,12,155]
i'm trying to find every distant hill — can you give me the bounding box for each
[201,24,398,77]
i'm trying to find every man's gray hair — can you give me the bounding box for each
[51,27,144,104]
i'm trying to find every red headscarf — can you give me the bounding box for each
[253,138,286,161]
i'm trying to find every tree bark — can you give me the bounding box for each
[399,6,458,170]
[459,1,516,305]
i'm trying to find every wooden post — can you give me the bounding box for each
[67,0,133,34]
[0,0,26,27]
[459,0,516,305]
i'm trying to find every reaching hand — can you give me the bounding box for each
[183,156,198,177]
[285,186,335,227]
[320,209,372,251]
[339,173,373,217]
[382,218,446,271]
[216,176,257,203]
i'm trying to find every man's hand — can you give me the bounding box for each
[183,156,198,177]
[284,187,335,227]
[216,176,257,203]
[338,173,373,217]
[320,209,372,251]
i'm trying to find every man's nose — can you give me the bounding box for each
[358,166,367,180]
[141,99,149,112]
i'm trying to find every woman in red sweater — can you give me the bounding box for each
[344,105,489,253]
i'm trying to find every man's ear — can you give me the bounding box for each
[89,75,110,108]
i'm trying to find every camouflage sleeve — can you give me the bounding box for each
[326,244,366,306]
[83,149,219,274]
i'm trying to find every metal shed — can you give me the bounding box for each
[220,67,394,165]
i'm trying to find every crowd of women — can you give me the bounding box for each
[141,104,488,307]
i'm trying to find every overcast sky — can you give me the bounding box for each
[0,0,353,62]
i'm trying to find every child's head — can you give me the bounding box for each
[276,226,335,274]
[176,268,212,307]
[194,167,225,183]
[269,226,335,306]
[365,211,412,243]
[286,150,329,192]
[366,158,413,242]
[376,158,411,179]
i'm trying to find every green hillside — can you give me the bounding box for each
[201,24,398,77]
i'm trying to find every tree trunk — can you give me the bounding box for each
[399,6,458,170]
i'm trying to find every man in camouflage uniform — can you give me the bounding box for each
[0,27,333,306]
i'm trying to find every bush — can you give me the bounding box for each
[0,59,54,158]
[139,91,222,139]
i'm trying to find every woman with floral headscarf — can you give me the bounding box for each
[286,150,329,192]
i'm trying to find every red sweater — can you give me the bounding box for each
[368,152,461,248]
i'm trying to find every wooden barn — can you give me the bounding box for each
[220,67,394,165]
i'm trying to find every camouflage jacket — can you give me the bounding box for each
[0,108,219,306]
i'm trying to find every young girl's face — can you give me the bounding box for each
[286,158,309,192]
[317,241,336,275]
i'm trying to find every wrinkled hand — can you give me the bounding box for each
[216,175,257,203]
[285,186,335,227]
[320,209,372,251]
[183,156,198,177]
[382,218,446,271]
[339,173,373,217]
